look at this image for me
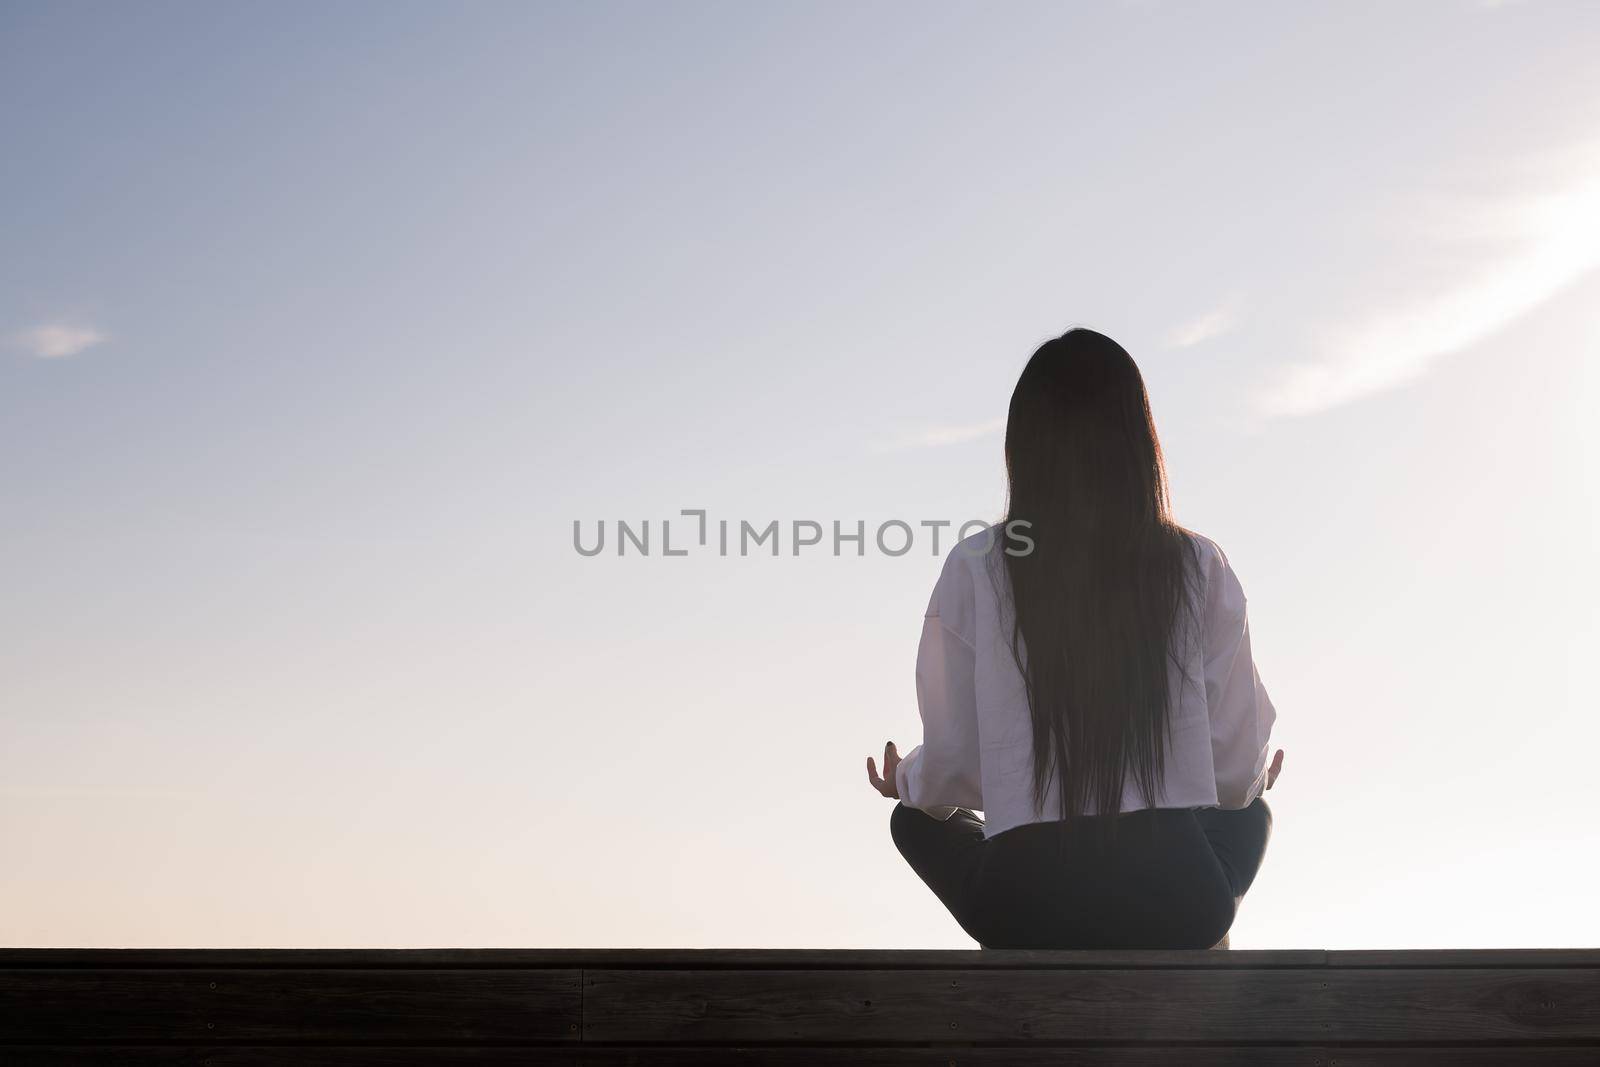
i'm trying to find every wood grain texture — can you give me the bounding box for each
[1316,1053,1600,1067]
[2,1051,581,1066]
[1321,968,1600,1042]
[1327,949,1600,969]
[0,968,581,1043]
[3,949,1598,1058]
[583,965,1600,1045]
[9,1050,1600,1067]
[576,1051,1600,1067]
[582,967,1329,1044]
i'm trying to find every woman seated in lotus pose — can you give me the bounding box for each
[867,327,1284,950]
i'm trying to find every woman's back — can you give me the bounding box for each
[897,525,1278,838]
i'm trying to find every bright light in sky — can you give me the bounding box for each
[2,1,1598,952]
[1259,142,1600,416]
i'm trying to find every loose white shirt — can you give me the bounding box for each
[894,526,1277,839]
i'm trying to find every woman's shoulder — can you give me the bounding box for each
[1175,525,1228,569]
[948,521,1011,560]
[924,522,1011,624]
[1174,525,1248,615]
[936,521,1026,585]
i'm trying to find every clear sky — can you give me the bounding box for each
[3,0,1598,950]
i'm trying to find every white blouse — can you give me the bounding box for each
[894,526,1277,839]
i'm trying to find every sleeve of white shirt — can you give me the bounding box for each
[895,558,983,820]
[1202,542,1278,809]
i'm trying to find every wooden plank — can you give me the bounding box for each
[586,966,1600,1046]
[0,968,580,1043]
[1,1051,580,1066]
[4,948,1597,970]
[576,1052,1600,1067]
[575,1050,1348,1066]
[7,1052,1600,1067]
[5,952,1598,1055]
[1319,1054,1600,1066]
[1329,949,1600,969]
[583,967,1331,1044]
[1322,967,1600,1042]
[0,948,1329,970]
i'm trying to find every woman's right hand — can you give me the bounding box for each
[1265,749,1285,790]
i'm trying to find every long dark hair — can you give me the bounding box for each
[996,328,1199,832]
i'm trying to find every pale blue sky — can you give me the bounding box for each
[3,0,1598,948]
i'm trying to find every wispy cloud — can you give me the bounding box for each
[13,322,107,359]
[1257,141,1600,418]
[872,416,1006,452]
[1164,300,1241,349]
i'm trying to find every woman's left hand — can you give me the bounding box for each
[866,741,901,799]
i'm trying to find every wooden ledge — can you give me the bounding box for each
[3,948,1597,1063]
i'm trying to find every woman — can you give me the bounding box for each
[866,327,1283,950]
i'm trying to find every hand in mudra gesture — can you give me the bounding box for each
[1266,748,1285,790]
[865,741,901,799]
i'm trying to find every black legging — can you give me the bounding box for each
[890,797,1272,949]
